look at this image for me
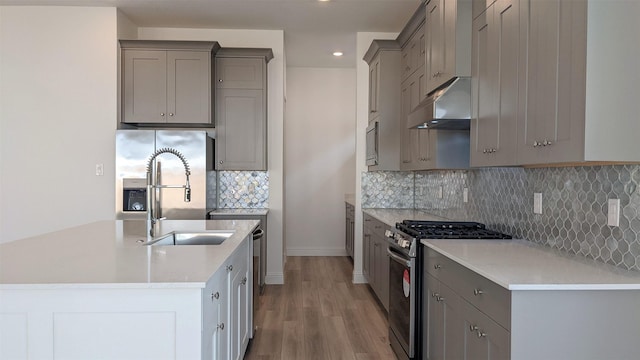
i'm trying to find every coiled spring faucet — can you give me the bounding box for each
[145,147,191,237]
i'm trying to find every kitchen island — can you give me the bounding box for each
[0,219,259,360]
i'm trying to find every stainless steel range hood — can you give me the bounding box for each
[407,77,471,130]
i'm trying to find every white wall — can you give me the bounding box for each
[137,27,286,284]
[353,32,398,283]
[0,7,118,243]
[284,67,356,256]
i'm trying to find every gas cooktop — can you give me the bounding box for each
[396,220,512,240]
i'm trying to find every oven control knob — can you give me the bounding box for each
[384,230,394,238]
[399,239,410,248]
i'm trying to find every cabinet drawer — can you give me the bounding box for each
[363,213,387,233]
[424,247,511,329]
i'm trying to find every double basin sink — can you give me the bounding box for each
[146,231,235,246]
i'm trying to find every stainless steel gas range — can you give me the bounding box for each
[384,220,511,360]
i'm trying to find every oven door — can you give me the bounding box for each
[387,245,416,360]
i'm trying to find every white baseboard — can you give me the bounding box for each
[286,248,348,256]
[265,273,284,285]
[352,271,367,284]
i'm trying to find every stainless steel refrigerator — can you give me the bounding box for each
[115,130,212,220]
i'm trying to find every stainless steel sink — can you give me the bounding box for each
[146,231,235,246]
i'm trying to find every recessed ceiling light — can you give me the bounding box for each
[333,51,343,57]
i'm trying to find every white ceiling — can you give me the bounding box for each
[0,0,422,67]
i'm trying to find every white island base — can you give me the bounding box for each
[0,220,256,360]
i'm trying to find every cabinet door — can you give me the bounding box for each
[471,0,518,167]
[461,300,510,360]
[400,79,416,168]
[122,50,167,123]
[216,57,264,89]
[216,89,266,170]
[374,234,390,310]
[363,231,371,282]
[203,267,227,360]
[368,57,380,121]
[426,0,445,94]
[517,0,587,164]
[166,51,211,125]
[423,274,444,360]
[230,259,250,360]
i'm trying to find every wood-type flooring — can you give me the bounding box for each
[245,256,396,360]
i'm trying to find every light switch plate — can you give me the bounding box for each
[608,199,620,226]
[463,188,469,203]
[534,193,542,214]
[95,163,104,176]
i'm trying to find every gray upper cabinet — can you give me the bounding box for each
[401,23,426,82]
[120,40,220,125]
[215,48,273,171]
[364,40,402,171]
[470,0,519,167]
[514,0,640,165]
[516,0,587,165]
[368,56,380,122]
[425,0,472,95]
[216,57,264,90]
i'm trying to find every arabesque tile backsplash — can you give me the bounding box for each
[217,171,269,209]
[362,165,640,271]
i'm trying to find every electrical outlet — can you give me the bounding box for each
[533,193,542,214]
[463,188,469,203]
[438,186,443,199]
[95,163,104,176]
[608,199,620,226]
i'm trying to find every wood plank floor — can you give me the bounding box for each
[245,256,396,360]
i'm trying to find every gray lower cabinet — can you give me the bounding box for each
[424,247,511,360]
[215,49,273,171]
[424,273,465,360]
[423,245,640,360]
[120,40,220,125]
[362,212,389,311]
[345,203,355,259]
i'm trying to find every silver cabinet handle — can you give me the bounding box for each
[436,295,445,302]
[477,331,487,338]
[169,113,174,116]
[160,113,165,116]
[219,160,223,164]
[434,264,442,269]
[432,292,439,298]
[473,289,484,296]
[211,291,219,300]
[219,79,223,82]
[218,322,225,330]
[241,277,247,285]
[470,325,479,332]
[227,264,233,271]
[533,141,539,147]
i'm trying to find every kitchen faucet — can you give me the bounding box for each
[145,147,191,237]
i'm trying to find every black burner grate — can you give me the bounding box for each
[397,220,512,240]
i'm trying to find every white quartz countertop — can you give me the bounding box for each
[363,208,448,227]
[345,194,355,206]
[422,239,640,291]
[0,220,259,289]
[209,208,269,216]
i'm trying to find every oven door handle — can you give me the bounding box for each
[387,248,411,268]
